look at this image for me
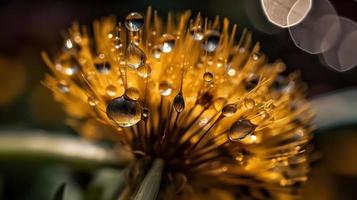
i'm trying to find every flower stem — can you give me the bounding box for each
[133,158,164,200]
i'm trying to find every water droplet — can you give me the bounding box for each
[112,36,123,50]
[160,34,176,53]
[151,46,162,59]
[142,107,150,119]
[137,65,151,78]
[56,57,80,76]
[244,98,255,109]
[222,104,237,117]
[252,52,260,61]
[125,87,140,101]
[213,98,227,111]
[228,119,256,142]
[203,30,220,52]
[173,93,185,112]
[88,96,99,106]
[106,96,142,127]
[125,12,144,32]
[126,43,146,69]
[63,38,81,53]
[159,81,172,96]
[95,62,111,74]
[190,26,204,41]
[106,84,117,96]
[57,81,70,93]
[203,72,213,82]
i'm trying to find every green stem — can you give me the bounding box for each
[0,131,132,170]
[133,158,164,200]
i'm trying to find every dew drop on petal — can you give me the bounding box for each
[190,26,204,41]
[142,107,150,119]
[222,104,237,117]
[151,46,162,59]
[126,43,146,69]
[244,98,255,109]
[228,118,256,142]
[137,65,151,78]
[88,96,99,106]
[125,12,144,32]
[125,87,140,101]
[173,93,185,113]
[160,34,176,53]
[203,30,220,52]
[106,84,117,97]
[106,96,142,127]
[203,72,214,83]
[159,81,173,96]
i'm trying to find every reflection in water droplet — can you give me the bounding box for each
[106,84,117,96]
[125,87,140,101]
[173,93,185,112]
[106,96,142,127]
[222,104,237,117]
[203,72,214,83]
[137,65,151,78]
[95,62,111,74]
[203,30,220,52]
[213,98,227,111]
[57,81,70,93]
[160,34,176,53]
[125,12,144,32]
[228,118,256,142]
[159,81,173,96]
[126,43,146,69]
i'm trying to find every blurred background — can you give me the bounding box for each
[0,0,356,199]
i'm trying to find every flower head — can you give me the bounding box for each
[43,7,313,200]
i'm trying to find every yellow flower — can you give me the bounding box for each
[43,7,313,200]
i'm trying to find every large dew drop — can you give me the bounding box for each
[173,93,185,113]
[125,12,144,32]
[106,96,142,127]
[126,43,146,69]
[228,119,256,142]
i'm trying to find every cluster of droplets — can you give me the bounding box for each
[44,9,313,198]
